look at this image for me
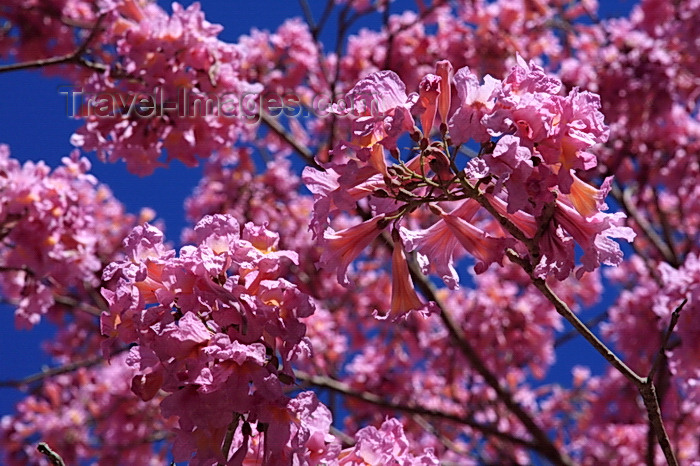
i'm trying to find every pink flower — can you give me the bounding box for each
[417,73,441,137]
[400,200,483,289]
[385,231,434,319]
[442,208,511,274]
[538,88,609,191]
[448,66,500,144]
[484,134,534,213]
[70,2,261,175]
[338,418,439,465]
[484,193,538,238]
[342,70,416,150]
[303,161,386,238]
[320,215,387,286]
[534,224,576,280]
[435,60,454,126]
[553,200,635,278]
[565,172,613,218]
[286,392,341,464]
[0,147,141,328]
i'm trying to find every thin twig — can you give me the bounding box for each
[53,293,104,317]
[554,311,609,347]
[260,113,321,169]
[648,298,687,381]
[611,183,677,266]
[652,186,680,266]
[329,425,355,447]
[0,347,128,389]
[219,415,239,464]
[411,414,470,456]
[37,443,66,466]
[298,0,318,32]
[295,370,539,450]
[0,14,107,74]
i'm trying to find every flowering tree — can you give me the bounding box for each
[0,0,698,464]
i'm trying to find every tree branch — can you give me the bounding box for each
[639,381,678,466]
[37,443,66,466]
[0,348,127,389]
[509,255,643,385]
[447,164,679,464]
[295,370,539,451]
[260,113,321,170]
[408,259,575,466]
[611,183,678,267]
[505,250,680,466]
[0,14,107,74]
[648,298,687,381]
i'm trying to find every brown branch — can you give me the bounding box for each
[52,293,104,317]
[410,413,470,457]
[645,298,687,465]
[648,298,687,381]
[0,347,127,389]
[37,443,66,466]
[639,382,678,466]
[447,160,679,464]
[295,370,539,451]
[611,183,677,266]
[0,14,107,74]
[351,190,573,464]
[554,311,608,347]
[652,186,680,266]
[260,113,321,170]
[407,259,575,465]
[329,425,355,448]
[508,252,642,385]
[504,250,680,465]
[0,265,33,275]
[219,414,240,465]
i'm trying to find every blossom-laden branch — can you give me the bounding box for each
[406,252,576,465]
[302,55,684,465]
[253,61,573,463]
[2,0,699,464]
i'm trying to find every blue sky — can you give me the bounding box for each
[0,0,637,438]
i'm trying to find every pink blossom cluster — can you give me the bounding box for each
[67,2,261,175]
[99,212,443,463]
[0,353,172,466]
[337,0,586,95]
[305,56,634,310]
[100,214,318,463]
[3,0,700,464]
[0,145,145,328]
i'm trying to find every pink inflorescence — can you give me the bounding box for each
[304,56,634,310]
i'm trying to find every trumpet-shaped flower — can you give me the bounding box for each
[385,232,436,320]
[417,73,441,137]
[442,209,511,274]
[554,200,635,278]
[320,215,387,286]
[435,60,454,125]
